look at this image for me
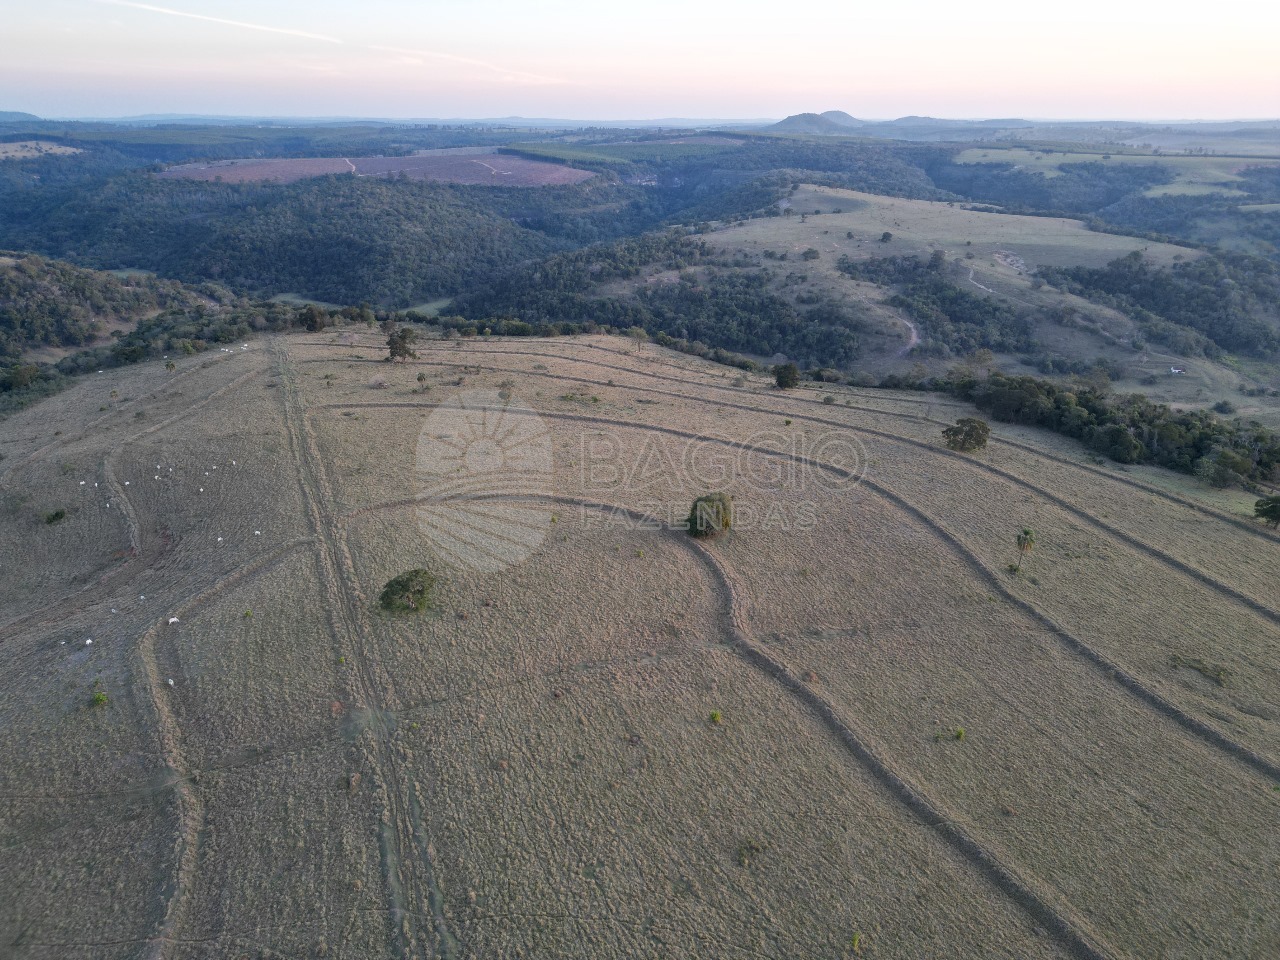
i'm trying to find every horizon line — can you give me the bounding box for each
[11,111,1280,126]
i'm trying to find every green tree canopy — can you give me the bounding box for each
[1256,495,1280,529]
[942,417,991,452]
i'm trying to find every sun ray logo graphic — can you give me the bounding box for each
[415,390,554,572]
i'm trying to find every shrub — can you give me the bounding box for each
[941,417,991,452]
[1256,495,1280,528]
[736,838,766,867]
[378,570,436,613]
[686,492,733,539]
[774,363,800,389]
[43,509,67,525]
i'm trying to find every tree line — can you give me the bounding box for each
[941,369,1280,484]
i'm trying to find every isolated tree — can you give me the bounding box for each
[942,417,991,452]
[774,362,800,389]
[1013,528,1036,573]
[387,327,418,362]
[1256,495,1280,529]
[880,231,893,243]
[379,570,436,612]
[165,361,176,373]
[686,492,733,538]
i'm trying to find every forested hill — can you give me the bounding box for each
[1039,251,1280,358]
[0,253,213,360]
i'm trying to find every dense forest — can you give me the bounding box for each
[0,132,953,309]
[452,232,864,366]
[1039,251,1280,357]
[837,252,1035,355]
[0,175,600,306]
[0,253,219,359]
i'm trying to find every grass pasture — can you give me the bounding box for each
[0,140,81,159]
[748,185,1194,268]
[954,147,1280,197]
[1,331,1277,958]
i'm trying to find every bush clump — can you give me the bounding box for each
[378,569,436,613]
[43,508,67,524]
[941,417,991,452]
[686,492,733,538]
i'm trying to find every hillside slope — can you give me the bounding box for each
[1,331,1276,959]
[0,252,213,361]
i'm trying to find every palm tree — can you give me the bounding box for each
[1014,528,1036,573]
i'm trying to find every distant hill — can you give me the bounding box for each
[819,110,865,128]
[763,113,1067,140]
[768,112,1041,138]
[768,113,862,136]
[0,111,41,124]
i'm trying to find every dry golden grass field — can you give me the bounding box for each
[1,332,1277,959]
[0,141,81,160]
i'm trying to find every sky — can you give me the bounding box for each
[2,0,1277,121]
